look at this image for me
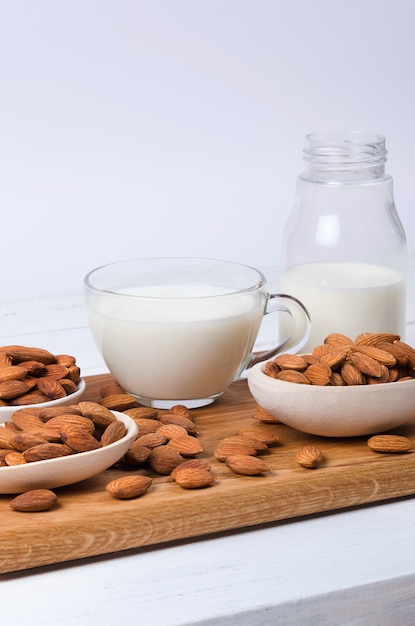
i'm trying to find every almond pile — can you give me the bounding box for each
[264,332,415,386]
[0,401,126,467]
[101,389,219,493]
[0,345,81,406]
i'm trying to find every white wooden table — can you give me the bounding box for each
[1,268,415,626]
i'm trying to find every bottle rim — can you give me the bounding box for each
[303,131,387,167]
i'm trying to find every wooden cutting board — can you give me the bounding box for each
[1,373,415,575]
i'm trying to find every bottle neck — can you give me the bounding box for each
[303,131,388,182]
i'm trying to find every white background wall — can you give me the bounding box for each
[1,0,414,299]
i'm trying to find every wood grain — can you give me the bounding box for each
[1,373,415,575]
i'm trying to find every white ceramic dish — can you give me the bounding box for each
[247,361,415,437]
[0,378,87,424]
[0,411,138,494]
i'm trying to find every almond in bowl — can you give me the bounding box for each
[0,345,86,424]
[0,408,138,494]
[247,333,415,437]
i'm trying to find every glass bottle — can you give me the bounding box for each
[279,131,407,352]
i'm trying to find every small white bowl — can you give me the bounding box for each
[0,411,138,494]
[0,378,87,424]
[248,361,415,437]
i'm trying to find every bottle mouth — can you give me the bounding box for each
[303,131,387,180]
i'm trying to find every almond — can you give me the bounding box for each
[58,379,78,395]
[9,489,58,512]
[0,365,28,382]
[21,361,48,376]
[123,407,159,420]
[255,405,281,423]
[158,414,198,435]
[304,362,332,386]
[312,343,334,358]
[0,449,16,462]
[60,424,101,452]
[355,332,401,346]
[169,404,193,419]
[275,370,310,384]
[170,458,212,478]
[218,435,268,451]
[0,428,14,449]
[36,378,67,400]
[124,443,152,465]
[349,352,384,378]
[225,454,271,475]
[38,405,83,420]
[5,451,27,465]
[213,440,258,462]
[237,428,280,447]
[167,434,205,456]
[329,372,345,386]
[0,352,12,367]
[100,420,127,446]
[319,347,350,369]
[99,393,137,411]
[46,414,96,434]
[130,417,162,435]
[10,390,50,405]
[273,354,308,371]
[264,360,281,378]
[65,365,81,383]
[394,341,415,368]
[78,401,116,428]
[55,354,77,367]
[351,345,397,368]
[366,364,390,384]
[295,445,324,468]
[105,475,152,499]
[11,410,45,431]
[42,364,69,381]
[23,442,74,462]
[375,342,408,367]
[340,362,365,385]
[367,434,413,453]
[0,380,30,399]
[173,467,216,489]
[324,333,355,346]
[157,424,188,439]
[9,432,50,451]
[134,432,168,449]
[148,445,184,474]
[4,346,56,365]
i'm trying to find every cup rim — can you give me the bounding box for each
[84,256,267,299]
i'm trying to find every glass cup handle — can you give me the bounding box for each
[246,293,311,368]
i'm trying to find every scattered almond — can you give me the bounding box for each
[170,458,212,478]
[213,440,258,462]
[167,434,205,456]
[295,445,324,468]
[105,475,152,499]
[148,445,184,474]
[173,467,216,489]
[99,393,138,411]
[9,489,58,512]
[367,434,414,453]
[225,454,271,476]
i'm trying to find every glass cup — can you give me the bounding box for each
[84,257,311,408]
